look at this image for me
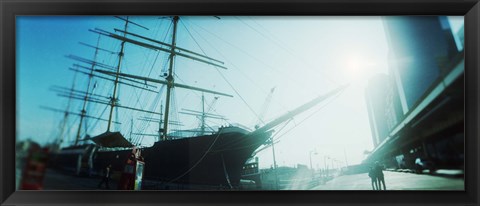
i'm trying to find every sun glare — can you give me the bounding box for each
[344,55,378,83]
[347,56,363,73]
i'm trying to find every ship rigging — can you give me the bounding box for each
[44,16,348,188]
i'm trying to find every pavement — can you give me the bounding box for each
[36,168,464,191]
[42,169,119,190]
[311,170,464,190]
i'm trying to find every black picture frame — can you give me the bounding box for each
[1,0,479,205]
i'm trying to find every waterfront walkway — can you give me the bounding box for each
[311,170,464,190]
[43,169,119,190]
[40,168,464,190]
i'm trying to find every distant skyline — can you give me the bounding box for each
[16,16,463,169]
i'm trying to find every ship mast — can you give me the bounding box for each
[44,16,168,148]
[92,15,232,143]
[44,37,123,147]
[55,72,78,150]
[74,36,101,145]
[201,94,206,135]
[107,17,129,132]
[178,96,225,136]
[162,16,179,141]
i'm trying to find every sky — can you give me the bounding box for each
[16,16,463,169]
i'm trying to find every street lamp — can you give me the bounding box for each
[270,136,279,190]
[324,156,330,177]
[309,150,318,170]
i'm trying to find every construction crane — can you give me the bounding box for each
[255,87,276,129]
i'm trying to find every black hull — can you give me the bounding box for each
[55,127,271,187]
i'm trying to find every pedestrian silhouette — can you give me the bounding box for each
[368,166,378,190]
[374,161,386,190]
[98,164,112,189]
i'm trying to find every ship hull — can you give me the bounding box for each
[55,127,271,188]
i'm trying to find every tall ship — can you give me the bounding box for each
[46,16,347,189]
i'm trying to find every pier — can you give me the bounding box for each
[38,168,463,191]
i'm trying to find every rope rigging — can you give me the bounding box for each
[180,19,262,124]
[238,16,339,86]
[253,86,346,156]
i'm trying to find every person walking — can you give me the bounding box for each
[368,166,378,190]
[374,161,386,190]
[98,164,112,189]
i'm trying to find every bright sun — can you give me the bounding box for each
[347,56,363,73]
[344,55,378,82]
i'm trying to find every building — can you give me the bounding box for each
[365,16,464,170]
[365,73,403,148]
[365,74,389,147]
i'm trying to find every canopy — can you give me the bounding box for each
[90,132,134,148]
